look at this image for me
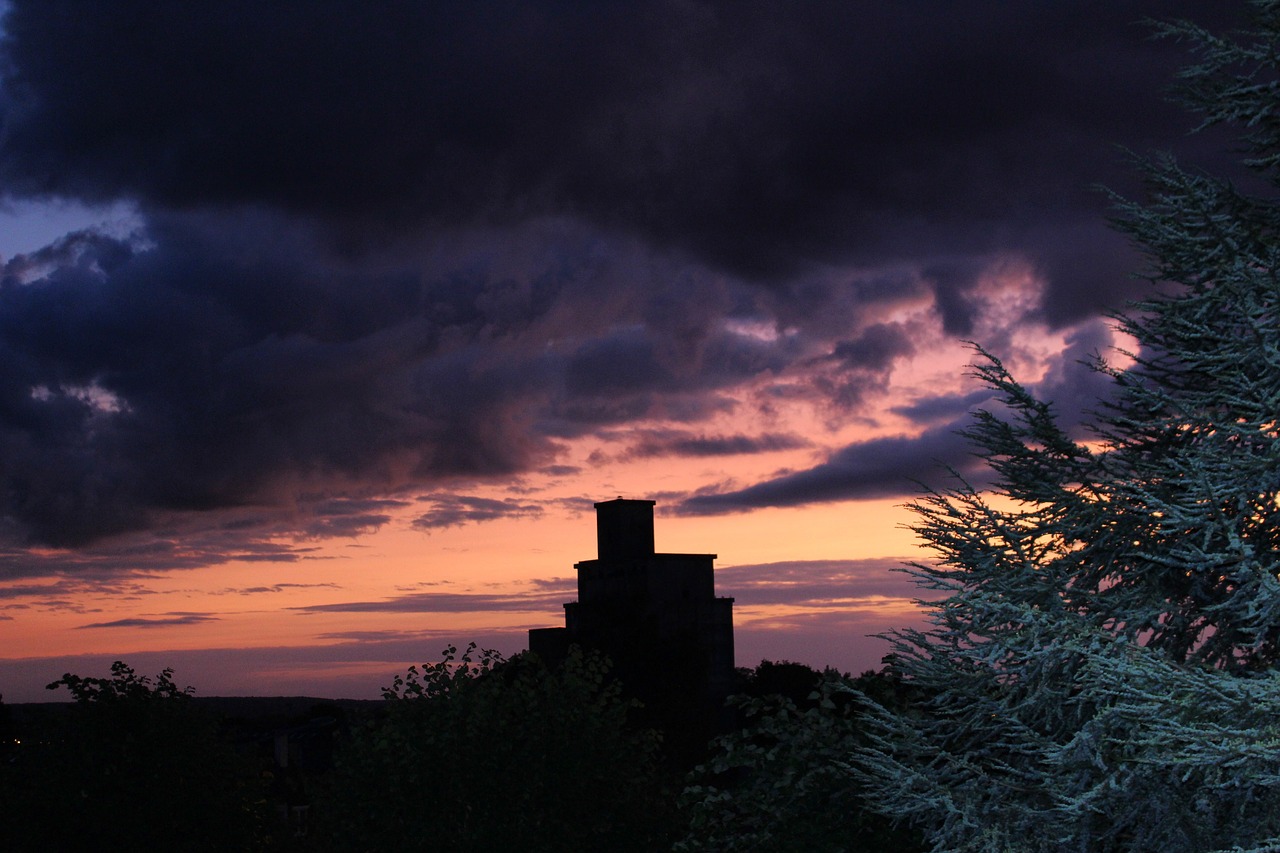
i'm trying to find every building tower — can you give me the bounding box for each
[529,498,735,735]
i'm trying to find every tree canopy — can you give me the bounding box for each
[855,3,1280,851]
[314,644,678,852]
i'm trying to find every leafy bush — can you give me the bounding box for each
[314,644,677,851]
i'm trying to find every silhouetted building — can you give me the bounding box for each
[529,498,735,739]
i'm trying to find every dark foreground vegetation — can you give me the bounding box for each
[0,654,922,852]
[6,4,1280,850]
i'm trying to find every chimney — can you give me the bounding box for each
[594,498,655,560]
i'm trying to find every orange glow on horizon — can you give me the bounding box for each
[0,295,1087,701]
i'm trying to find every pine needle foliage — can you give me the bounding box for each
[855,4,1280,850]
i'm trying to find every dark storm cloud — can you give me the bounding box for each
[0,208,805,552]
[0,1,1235,289]
[549,311,796,429]
[621,429,810,460]
[1031,319,1123,426]
[805,321,921,409]
[678,422,981,515]
[539,465,583,478]
[678,325,1123,513]
[0,0,1241,555]
[304,498,411,538]
[0,504,331,578]
[829,324,916,372]
[892,390,995,425]
[0,212,588,548]
[0,220,431,545]
[0,577,163,612]
[923,261,988,338]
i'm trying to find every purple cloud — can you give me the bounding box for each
[716,558,926,607]
[620,429,811,460]
[677,323,1123,514]
[412,495,546,530]
[77,612,220,629]
[0,0,1239,563]
[289,577,576,616]
[678,422,979,514]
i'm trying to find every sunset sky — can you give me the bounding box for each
[0,1,1242,702]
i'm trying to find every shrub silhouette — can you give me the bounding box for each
[0,662,265,852]
[313,644,677,851]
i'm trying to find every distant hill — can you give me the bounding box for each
[6,695,381,726]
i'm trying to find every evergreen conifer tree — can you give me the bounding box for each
[855,4,1280,851]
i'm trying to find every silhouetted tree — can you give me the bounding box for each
[678,666,923,853]
[0,662,265,852]
[0,692,12,764]
[855,4,1280,850]
[738,659,825,706]
[314,644,677,852]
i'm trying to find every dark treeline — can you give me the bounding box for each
[0,651,923,852]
